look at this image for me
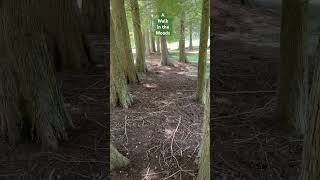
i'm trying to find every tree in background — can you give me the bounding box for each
[179,10,187,63]
[276,0,309,133]
[129,0,147,72]
[156,37,161,54]
[111,0,139,84]
[196,0,210,103]
[160,36,170,65]
[0,0,73,149]
[189,22,194,50]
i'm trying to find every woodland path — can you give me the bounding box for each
[213,2,303,180]
[111,54,204,180]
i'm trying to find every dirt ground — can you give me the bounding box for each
[212,1,305,179]
[0,67,108,180]
[110,54,204,180]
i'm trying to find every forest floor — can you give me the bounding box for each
[0,67,108,180]
[110,54,204,180]
[212,1,308,180]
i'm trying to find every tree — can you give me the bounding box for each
[179,10,187,63]
[151,34,156,53]
[110,144,129,170]
[41,0,91,70]
[129,0,147,73]
[189,22,193,50]
[145,28,151,56]
[111,0,139,84]
[156,37,161,54]
[196,0,210,103]
[81,0,108,34]
[160,36,170,66]
[241,0,256,7]
[301,36,320,180]
[276,0,309,133]
[0,0,73,149]
[198,80,210,180]
[110,17,133,108]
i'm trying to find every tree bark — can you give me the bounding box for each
[151,35,156,53]
[189,23,193,50]
[0,1,73,149]
[301,36,320,180]
[160,36,169,66]
[156,37,161,54]
[145,29,151,56]
[81,0,108,34]
[111,0,138,84]
[198,80,210,180]
[129,0,147,73]
[110,144,129,170]
[41,0,90,70]
[179,11,187,63]
[110,17,133,108]
[277,0,309,133]
[196,0,210,103]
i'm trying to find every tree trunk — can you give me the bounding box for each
[301,36,320,180]
[189,23,193,50]
[196,0,210,103]
[179,11,187,63]
[41,0,90,70]
[0,1,73,149]
[160,36,169,66]
[81,0,107,34]
[151,35,156,53]
[129,0,147,73]
[241,0,256,7]
[110,144,129,170]
[156,37,161,54]
[276,0,309,133]
[198,80,210,180]
[111,0,138,84]
[110,17,133,108]
[145,29,151,56]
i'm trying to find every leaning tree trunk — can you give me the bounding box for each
[81,0,107,34]
[110,144,129,170]
[301,36,320,180]
[179,11,187,63]
[0,0,73,149]
[198,80,210,180]
[41,0,90,70]
[189,22,193,50]
[111,0,138,84]
[156,37,161,54]
[160,36,169,66]
[196,0,210,103]
[129,0,147,73]
[276,0,309,133]
[110,17,132,108]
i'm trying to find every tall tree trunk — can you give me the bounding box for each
[198,80,210,180]
[129,0,146,73]
[110,17,132,108]
[0,1,73,149]
[196,0,210,103]
[156,37,161,54]
[301,36,320,180]
[189,23,193,50]
[111,0,138,84]
[110,144,129,170]
[179,11,187,63]
[160,36,169,66]
[276,0,308,133]
[145,29,151,56]
[151,35,156,53]
[41,0,90,70]
[81,0,107,34]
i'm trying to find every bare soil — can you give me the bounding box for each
[110,55,204,180]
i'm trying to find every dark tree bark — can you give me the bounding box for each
[81,0,108,34]
[0,0,73,149]
[277,0,309,133]
[189,23,193,50]
[179,11,187,63]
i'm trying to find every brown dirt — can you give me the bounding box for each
[212,1,303,180]
[110,54,204,180]
[0,67,108,180]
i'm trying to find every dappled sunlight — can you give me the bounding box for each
[164,128,175,139]
[141,168,159,180]
[143,83,158,89]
